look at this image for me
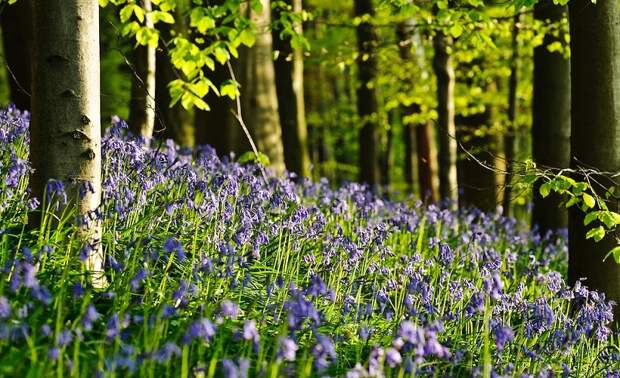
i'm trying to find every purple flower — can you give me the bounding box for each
[82,304,99,331]
[0,296,10,319]
[164,238,185,262]
[221,300,240,319]
[492,323,514,351]
[385,347,402,367]
[183,318,216,344]
[155,342,181,362]
[277,337,298,362]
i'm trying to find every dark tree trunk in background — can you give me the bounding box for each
[194,63,236,153]
[354,0,381,187]
[456,109,497,213]
[568,0,620,317]
[503,15,519,217]
[397,22,437,201]
[238,0,286,175]
[31,0,104,284]
[273,0,311,177]
[531,0,571,233]
[128,0,156,138]
[155,11,193,146]
[381,118,394,189]
[1,0,32,110]
[433,30,458,204]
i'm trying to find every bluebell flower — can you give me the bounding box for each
[277,337,298,362]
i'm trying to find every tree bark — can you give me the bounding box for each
[354,0,381,188]
[1,0,32,110]
[194,62,236,153]
[456,109,498,213]
[31,0,104,285]
[532,0,571,233]
[272,0,311,177]
[397,22,437,201]
[128,0,156,139]
[433,30,458,204]
[503,15,519,217]
[153,6,193,146]
[568,0,620,317]
[238,0,286,175]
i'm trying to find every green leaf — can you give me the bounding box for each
[152,10,175,24]
[214,47,229,65]
[585,226,606,242]
[99,0,109,7]
[582,193,596,209]
[599,211,620,229]
[220,81,239,99]
[583,211,599,226]
[449,24,463,38]
[609,245,620,264]
[539,182,552,198]
[239,29,256,48]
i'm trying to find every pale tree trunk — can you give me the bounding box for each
[433,30,458,204]
[531,0,571,233]
[1,0,32,110]
[354,0,381,187]
[31,0,105,285]
[568,0,620,318]
[155,7,193,146]
[273,0,311,177]
[238,0,286,175]
[129,0,156,139]
[398,21,438,201]
[503,15,519,217]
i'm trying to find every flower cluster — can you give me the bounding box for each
[0,110,617,377]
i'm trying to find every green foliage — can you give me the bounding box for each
[529,167,620,260]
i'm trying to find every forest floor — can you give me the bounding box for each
[0,108,619,377]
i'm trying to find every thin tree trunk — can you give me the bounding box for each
[381,116,394,189]
[503,15,519,217]
[403,119,417,195]
[128,0,156,138]
[1,0,32,110]
[397,21,437,201]
[354,0,381,188]
[531,0,571,233]
[238,0,286,175]
[272,0,311,177]
[31,0,104,285]
[568,0,620,317]
[433,30,458,204]
[154,5,193,146]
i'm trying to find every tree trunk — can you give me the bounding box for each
[503,15,519,217]
[194,62,236,153]
[456,108,498,213]
[354,0,381,188]
[128,0,156,139]
[154,7,193,146]
[272,0,311,177]
[31,0,104,285]
[238,0,286,175]
[568,0,620,317]
[433,30,458,204]
[381,117,394,189]
[397,22,437,201]
[531,0,571,233]
[1,0,32,110]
